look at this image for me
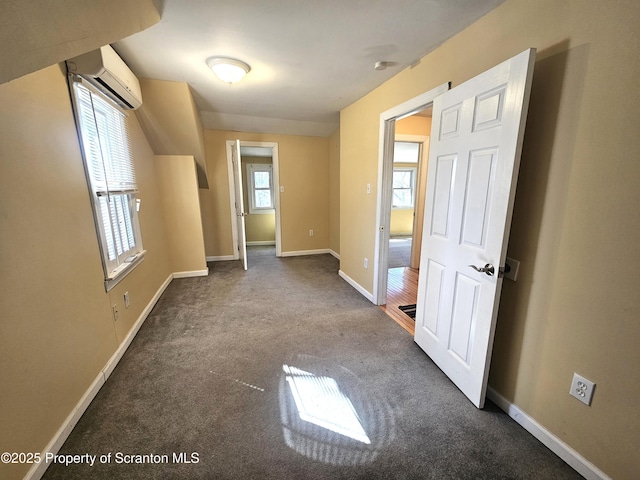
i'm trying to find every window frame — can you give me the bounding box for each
[246,163,275,215]
[391,167,417,209]
[69,76,145,291]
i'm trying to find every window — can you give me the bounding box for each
[392,168,417,209]
[393,141,420,163]
[392,141,420,209]
[246,163,275,214]
[71,78,144,290]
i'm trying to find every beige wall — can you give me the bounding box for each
[389,206,414,236]
[328,128,341,255]
[0,0,159,84]
[0,64,173,479]
[201,130,330,257]
[241,156,276,243]
[245,212,277,243]
[340,0,640,477]
[396,115,431,136]
[136,79,209,188]
[155,155,208,274]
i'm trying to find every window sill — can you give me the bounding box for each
[248,209,275,215]
[104,250,146,292]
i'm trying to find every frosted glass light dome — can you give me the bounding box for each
[206,57,250,84]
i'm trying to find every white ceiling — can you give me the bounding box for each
[114,0,504,137]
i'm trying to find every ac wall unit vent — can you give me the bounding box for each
[66,45,142,110]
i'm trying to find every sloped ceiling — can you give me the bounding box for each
[0,0,160,84]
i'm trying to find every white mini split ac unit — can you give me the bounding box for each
[66,45,143,110]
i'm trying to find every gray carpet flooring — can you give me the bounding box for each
[42,249,582,479]
[388,237,412,268]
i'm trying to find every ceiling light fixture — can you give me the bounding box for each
[206,57,251,84]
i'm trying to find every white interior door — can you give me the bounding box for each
[232,139,248,270]
[414,49,536,408]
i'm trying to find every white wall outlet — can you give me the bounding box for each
[504,257,520,281]
[570,373,595,406]
[124,291,130,308]
[364,257,368,269]
[112,304,119,321]
[280,186,285,193]
[366,183,371,194]
[309,229,314,236]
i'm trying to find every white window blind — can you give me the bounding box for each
[72,79,143,288]
[393,141,420,163]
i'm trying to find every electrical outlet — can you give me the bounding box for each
[570,373,595,406]
[366,183,371,194]
[112,304,119,321]
[364,257,368,269]
[504,257,520,281]
[309,229,314,236]
[124,291,130,308]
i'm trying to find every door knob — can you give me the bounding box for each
[469,263,495,276]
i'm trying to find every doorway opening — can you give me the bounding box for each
[226,141,281,269]
[381,115,431,334]
[372,83,449,323]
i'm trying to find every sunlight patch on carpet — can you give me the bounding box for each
[283,364,371,444]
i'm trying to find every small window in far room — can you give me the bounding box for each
[392,168,417,209]
[392,141,420,209]
[247,163,275,214]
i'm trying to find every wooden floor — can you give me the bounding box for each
[380,267,418,335]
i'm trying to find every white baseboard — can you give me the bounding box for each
[25,369,105,480]
[206,255,236,262]
[208,251,338,260]
[338,269,373,302]
[172,269,209,279]
[103,274,173,379]
[246,241,276,246]
[487,387,611,480]
[25,273,174,480]
[280,248,333,257]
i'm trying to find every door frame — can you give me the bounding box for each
[226,140,282,258]
[373,83,449,305]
